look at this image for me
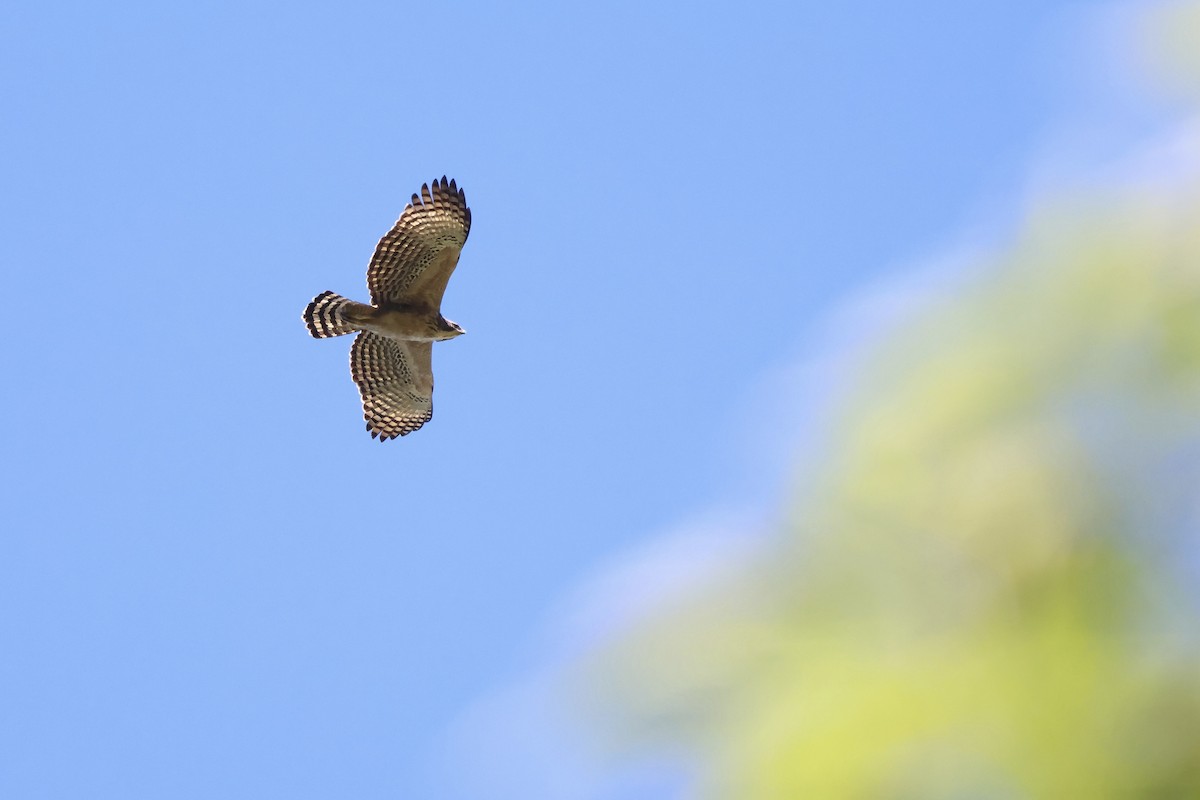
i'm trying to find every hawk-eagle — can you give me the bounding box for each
[303,176,471,440]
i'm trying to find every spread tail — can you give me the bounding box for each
[303,291,369,338]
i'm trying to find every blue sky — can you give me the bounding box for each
[1,2,1175,797]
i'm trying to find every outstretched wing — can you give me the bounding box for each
[366,176,471,309]
[349,332,434,440]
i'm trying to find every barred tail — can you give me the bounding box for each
[303,291,367,338]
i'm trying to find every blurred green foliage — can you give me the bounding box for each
[581,7,1200,797]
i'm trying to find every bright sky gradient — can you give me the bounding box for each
[1,2,1177,798]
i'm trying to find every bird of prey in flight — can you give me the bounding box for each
[303,176,471,440]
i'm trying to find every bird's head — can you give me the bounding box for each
[437,316,466,340]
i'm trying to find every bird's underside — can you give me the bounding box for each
[302,176,471,440]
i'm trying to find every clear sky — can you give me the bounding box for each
[1,1,1174,798]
